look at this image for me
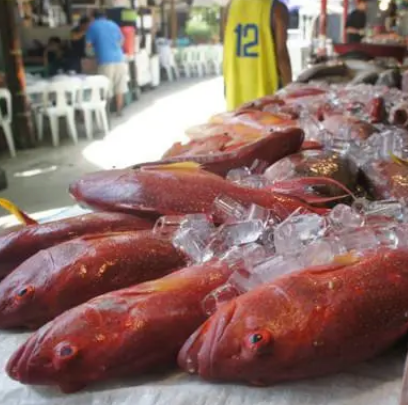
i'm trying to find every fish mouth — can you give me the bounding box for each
[6,335,37,383]
[178,300,236,380]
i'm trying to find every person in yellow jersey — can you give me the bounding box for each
[223,0,292,111]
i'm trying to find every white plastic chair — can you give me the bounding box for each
[36,79,79,147]
[0,88,16,157]
[75,75,110,139]
[158,44,179,82]
[178,47,194,78]
[195,45,208,77]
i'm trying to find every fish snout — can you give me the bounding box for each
[6,335,37,383]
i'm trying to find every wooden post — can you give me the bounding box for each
[219,6,226,43]
[343,0,349,43]
[319,0,327,38]
[170,0,177,42]
[0,0,35,148]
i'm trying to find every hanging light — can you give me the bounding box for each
[379,0,391,11]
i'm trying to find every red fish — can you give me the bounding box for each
[0,230,186,329]
[265,150,358,200]
[179,248,408,385]
[6,260,233,393]
[131,128,304,177]
[69,164,329,219]
[322,115,377,142]
[360,159,408,201]
[0,211,153,280]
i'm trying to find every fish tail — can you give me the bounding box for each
[0,198,37,225]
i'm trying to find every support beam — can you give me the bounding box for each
[319,0,327,38]
[0,0,35,148]
[343,0,349,43]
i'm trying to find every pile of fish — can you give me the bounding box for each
[3,82,408,404]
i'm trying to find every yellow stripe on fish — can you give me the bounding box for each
[141,162,203,172]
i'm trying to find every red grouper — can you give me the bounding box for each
[6,260,233,393]
[178,248,408,386]
[69,163,327,219]
[0,211,153,280]
[130,127,304,177]
[0,231,187,329]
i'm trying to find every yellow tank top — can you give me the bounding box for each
[224,0,279,111]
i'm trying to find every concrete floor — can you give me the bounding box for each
[0,76,225,226]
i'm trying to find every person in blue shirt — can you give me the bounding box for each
[86,10,128,115]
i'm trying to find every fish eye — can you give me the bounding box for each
[54,342,78,360]
[244,330,273,354]
[60,345,74,357]
[16,286,34,299]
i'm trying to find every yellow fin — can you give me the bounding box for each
[141,162,202,172]
[332,251,361,266]
[0,198,37,225]
[390,153,408,167]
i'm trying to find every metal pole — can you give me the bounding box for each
[0,0,35,148]
[343,0,349,43]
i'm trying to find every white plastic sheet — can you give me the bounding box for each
[0,206,405,405]
[0,328,405,405]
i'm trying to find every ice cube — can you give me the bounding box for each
[365,199,405,222]
[336,228,379,253]
[203,220,266,262]
[212,195,247,222]
[173,228,208,263]
[245,204,271,224]
[202,284,240,316]
[264,158,295,183]
[221,220,265,246]
[237,175,271,189]
[274,211,328,255]
[228,266,263,293]
[374,227,399,249]
[301,239,345,267]
[221,243,267,268]
[328,204,364,230]
[226,167,252,183]
[252,255,303,284]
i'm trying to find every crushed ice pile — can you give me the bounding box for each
[153,193,408,316]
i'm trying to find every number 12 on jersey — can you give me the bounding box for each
[235,23,259,57]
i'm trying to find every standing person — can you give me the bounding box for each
[345,0,368,44]
[68,16,90,73]
[223,0,292,111]
[86,10,128,116]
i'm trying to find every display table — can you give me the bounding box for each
[334,43,407,63]
[0,328,404,405]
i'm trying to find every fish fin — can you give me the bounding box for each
[141,162,203,172]
[390,153,408,167]
[332,251,361,266]
[0,198,37,225]
[271,176,356,202]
